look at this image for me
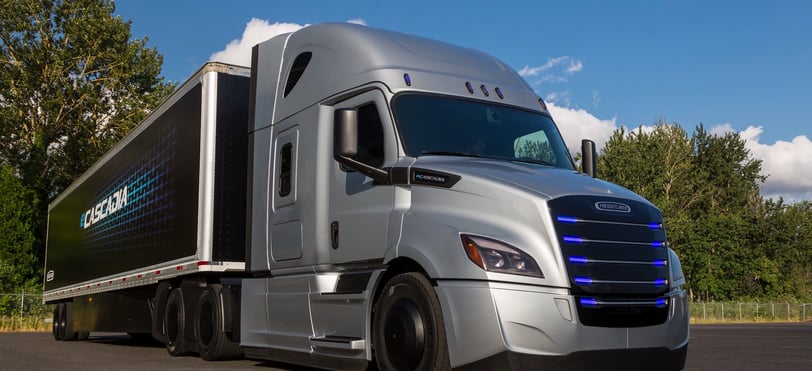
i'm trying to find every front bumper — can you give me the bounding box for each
[435,280,689,370]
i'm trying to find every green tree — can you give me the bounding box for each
[752,199,812,300]
[0,166,37,298]
[599,121,769,301]
[0,0,175,264]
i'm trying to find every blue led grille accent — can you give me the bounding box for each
[569,256,589,264]
[652,241,665,248]
[656,298,668,307]
[653,260,667,267]
[563,236,584,244]
[649,222,662,229]
[580,298,598,307]
[654,279,667,286]
[557,215,578,223]
[574,276,593,285]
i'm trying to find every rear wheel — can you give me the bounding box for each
[54,302,77,341]
[194,284,242,360]
[52,303,63,340]
[164,288,190,356]
[372,272,450,371]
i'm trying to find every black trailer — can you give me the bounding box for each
[44,63,250,339]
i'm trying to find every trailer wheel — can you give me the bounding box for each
[52,303,63,340]
[54,302,77,341]
[164,288,190,356]
[372,272,450,371]
[194,284,242,360]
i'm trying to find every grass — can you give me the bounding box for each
[0,316,51,332]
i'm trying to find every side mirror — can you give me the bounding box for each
[334,109,358,159]
[332,108,390,184]
[581,139,597,178]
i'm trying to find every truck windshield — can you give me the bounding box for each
[392,94,574,170]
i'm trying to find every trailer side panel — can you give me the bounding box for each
[44,84,203,291]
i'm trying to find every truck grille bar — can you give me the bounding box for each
[548,196,671,327]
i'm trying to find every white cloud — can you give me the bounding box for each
[347,18,367,26]
[518,56,584,84]
[209,18,369,67]
[566,60,584,74]
[732,126,812,203]
[545,90,573,107]
[209,19,306,66]
[548,102,618,155]
[709,123,735,136]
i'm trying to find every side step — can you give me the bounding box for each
[310,335,366,350]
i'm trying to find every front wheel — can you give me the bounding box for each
[372,272,450,371]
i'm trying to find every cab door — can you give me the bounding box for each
[328,90,397,264]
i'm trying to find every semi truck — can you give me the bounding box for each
[44,23,689,370]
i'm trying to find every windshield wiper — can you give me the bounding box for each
[420,151,483,158]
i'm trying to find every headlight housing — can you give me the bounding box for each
[461,234,543,278]
[668,248,685,288]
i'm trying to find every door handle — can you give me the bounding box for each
[331,221,339,250]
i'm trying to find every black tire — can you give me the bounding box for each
[56,302,77,341]
[164,288,190,356]
[52,303,63,340]
[194,284,242,361]
[152,282,172,343]
[373,272,450,371]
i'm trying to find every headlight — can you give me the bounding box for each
[461,234,544,278]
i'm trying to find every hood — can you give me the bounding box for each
[411,156,651,205]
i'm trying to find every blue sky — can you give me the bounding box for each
[114,0,812,201]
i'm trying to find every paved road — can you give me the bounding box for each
[686,323,812,370]
[1,323,811,370]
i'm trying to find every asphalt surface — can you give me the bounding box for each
[1,323,811,370]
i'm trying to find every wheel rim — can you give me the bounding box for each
[52,306,61,339]
[383,298,425,370]
[57,304,66,340]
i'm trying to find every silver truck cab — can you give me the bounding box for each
[242,23,688,370]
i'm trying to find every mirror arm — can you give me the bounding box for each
[335,155,391,184]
